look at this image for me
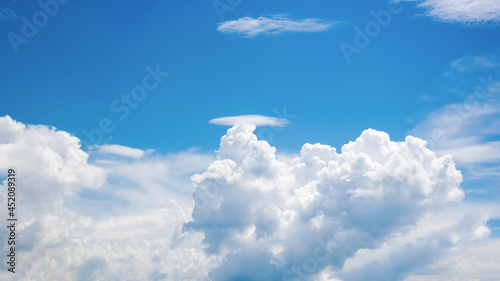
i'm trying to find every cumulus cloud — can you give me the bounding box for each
[0,115,496,280]
[209,114,290,127]
[0,115,107,214]
[217,16,336,37]
[404,0,500,23]
[184,123,488,280]
[0,116,217,280]
[404,54,500,279]
[0,205,217,280]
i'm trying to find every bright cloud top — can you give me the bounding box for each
[0,115,107,213]
[209,114,290,127]
[217,16,336,37]
[407,0,500,23]
[184,123,488,280]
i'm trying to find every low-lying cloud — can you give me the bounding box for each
[0,115,496,280]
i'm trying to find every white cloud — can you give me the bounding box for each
[404,0,500,23]
[0,115,218,280]
[0,207,218,280]
[411,55,500,168]
[438,141,500,164]
[406,238,500,280]
[336,202,499,281]
[0,115,107,214]
[0,115,496,280]
[97,144,145,159]
[87,147,215,212]
[209,114,290,127]
[217,16,336,37]
[184,123,487,280]
[412,103,500,164]
[403,55,500,279]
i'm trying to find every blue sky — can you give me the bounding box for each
[1,0,498,152]
[1,0,500,280]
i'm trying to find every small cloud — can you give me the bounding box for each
[0,7,16,21]
[403,0,500,23]
[0,1,17,21]
[217,15,337,37]
[98,144,145,159]
[209,115,290,127]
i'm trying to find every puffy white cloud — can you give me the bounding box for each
[0,115,107,214]
[0,115,496,280]
[0,116,217,280]
[210,115,290,127]
[0,206,217,280]
[217,16,336,37]
[404,0,500,23]
[184,123,484,280]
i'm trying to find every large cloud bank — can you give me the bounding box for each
[0,116,216,280]
[0,116,494,280]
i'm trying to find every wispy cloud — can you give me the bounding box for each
[412,102,500,164]
[97,144,146,159]
[217,15,336,37]
[209,114,290,127]
[410,54,500,198]
[404,0,500,23]
[0,0,17,21]
[411,55,500,166]
[0,7,16,21]
[406,236,500,280]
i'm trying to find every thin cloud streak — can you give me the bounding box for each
[98,144,146,159]
[209,114,290,127]
[217,16,337,37]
